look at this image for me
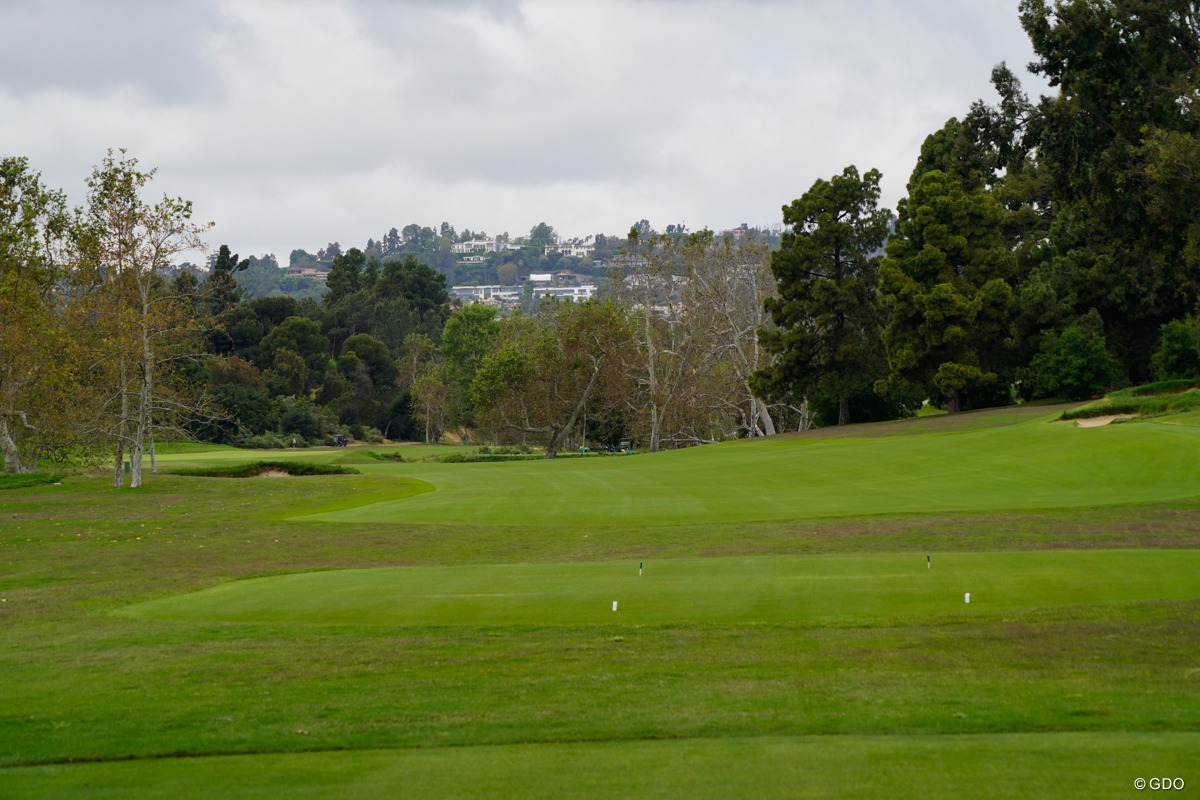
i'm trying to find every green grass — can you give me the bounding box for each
[296,408,1200,527]
[3,733,1195,799]
[118,550,1200,626]
[0,472,65,490]
[2,403,1198,797]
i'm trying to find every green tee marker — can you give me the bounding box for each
[639,561,643,577]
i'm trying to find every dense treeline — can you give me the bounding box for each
[757,0,1200,418]
[5,0,1200,473]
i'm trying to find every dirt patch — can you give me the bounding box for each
[1075,414,1137,427]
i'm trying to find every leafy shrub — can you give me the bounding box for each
[1030,311,1120,400]
[477,444,532,455]
[280,404,323,442]
[238,431,290,449]
[1152,317,1200,380]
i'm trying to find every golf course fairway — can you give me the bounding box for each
[294,412,1200,526]
[3,404,1199,798]
[119,550,1200,626]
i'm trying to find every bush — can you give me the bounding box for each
[238,431,290,449]
[280,404,323,442]
[1152,317,1200,380]
[1030,311,1120,400]
[477,444,532,455]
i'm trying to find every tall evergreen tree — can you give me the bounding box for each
[754,166,892,425]
[204,244,247,315]
[877,170,1017,413]
[324,247,365,305]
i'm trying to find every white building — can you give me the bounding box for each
[451,285,521,303]
[451,239,497,254]
[533,285,597,301]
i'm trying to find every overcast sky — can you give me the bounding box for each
[0,0,1048,262]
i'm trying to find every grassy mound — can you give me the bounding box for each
[169,461,359,478]
[1061,382,1200,420]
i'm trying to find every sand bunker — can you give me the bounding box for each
[257,469,293,478]
[1075,414,1137,427]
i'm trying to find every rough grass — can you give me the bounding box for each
[0,473,65,490]
[1061,381,1200,419]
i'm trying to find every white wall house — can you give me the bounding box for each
[451,239,497,254]
[533,285,597,301]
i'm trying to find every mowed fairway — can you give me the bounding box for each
[3,405,1200,798]
[120,551,1200,626]
[299,409,1200,526]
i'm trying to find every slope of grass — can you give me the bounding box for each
[118,550,1200,627]
[297,410,1200,527]
[1061,382,1200,419]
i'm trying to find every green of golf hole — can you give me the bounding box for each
[117,550,1200,626]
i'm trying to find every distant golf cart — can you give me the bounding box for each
[330,434,350,447]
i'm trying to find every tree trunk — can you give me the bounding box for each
[838,395,850,426]
[797,399,810,431]
[131,310,153,488]
[113,440,124,488]
[753,397,777,436]
[545,359,603,460]
[0,418,30,474]
[545,426,565,460]
[114,355,129,488]
[947,387,962,414]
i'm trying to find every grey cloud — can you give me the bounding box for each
[0,0,225,102]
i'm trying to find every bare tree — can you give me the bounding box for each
[77,150,211,487]
[686,234,781,437]
[613,229,712,451]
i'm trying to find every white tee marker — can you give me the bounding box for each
[612,601,618,611]
[965,593,970,603]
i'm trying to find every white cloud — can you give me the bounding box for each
[0,0,1047,261]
